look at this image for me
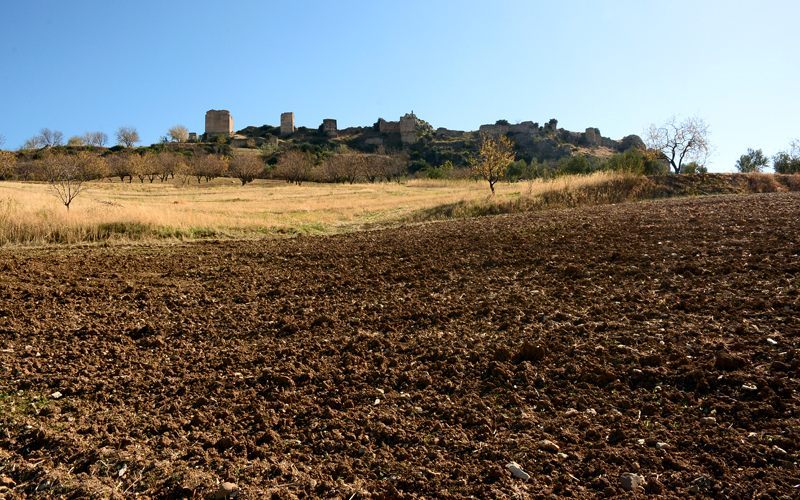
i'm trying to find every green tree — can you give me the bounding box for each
[735,148,769,173]
[773,139,800,174]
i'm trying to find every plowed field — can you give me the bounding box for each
[1,192,799,499]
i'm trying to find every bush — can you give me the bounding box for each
[606,148,666,175]
[557,155,592,176]
[408,159,429,174]
[682,162,707,174]
[424,160,454,179]
[504,159,529,181]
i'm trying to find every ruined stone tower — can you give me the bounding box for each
[585,127,601,145]
[399,113,418,144]
[205,110,233,137]
[281,112,295,135]
[322,119,338,138]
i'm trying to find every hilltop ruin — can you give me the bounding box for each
[194,109,645,166]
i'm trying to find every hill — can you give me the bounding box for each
[230,113,645,173]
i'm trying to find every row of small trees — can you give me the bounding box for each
[20,126,143,149]
[273,149,407,186]
[18,125,195,150]
[0,149,267,186]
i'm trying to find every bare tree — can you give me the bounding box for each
[41,151,96,210]
[228,153,265,185]
[362,150,407,182]
[155,152,180,182]
[190,154,228,183]
[0,134,5,147]
[275,150,314,185]
[106,154,133,182]
[22,135,44,150]
[168,125,189,143]
[116,126,140,147]
[320,151,365,184]
[83,131,109,146]
[39,128,65,147]
[645,115,711,174]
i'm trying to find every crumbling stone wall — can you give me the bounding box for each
[478,121,538,136]
[281,113,295,135]
[378,118,400,134]
[205,110,233,137]
[435,128,466,139]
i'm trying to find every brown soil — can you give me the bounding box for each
[1,192,798,499]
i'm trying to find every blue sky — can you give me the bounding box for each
[1,0,797,172]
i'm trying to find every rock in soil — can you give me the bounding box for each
[214,481,238,499]
[620,473,645,491]
[506,462,530,480]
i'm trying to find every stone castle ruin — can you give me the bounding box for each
[204,110,233,138]
[195,109,643,163]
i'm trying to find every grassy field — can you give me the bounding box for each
[0,173,634,246]
[3,171,794,246]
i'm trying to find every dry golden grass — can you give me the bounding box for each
[0,171,669,246]
[5,171,791,246]
[0,176,542,245]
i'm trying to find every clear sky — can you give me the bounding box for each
[1,0,797,172]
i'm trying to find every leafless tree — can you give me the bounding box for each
[83,131,109,146]
[0,134,5,147]
[39,128,65,147]
[275,150,314,185]
[116,126,140,147]
[106,154,133,182]
[22,135,44,150]
[644,115,711,174]
[168,125,189,143]
[321,152,365,184]
[362,151,407,182]
[190,154,228,183]
[41,151,97,210]
[155,152,181,182]
[228,153,265,185]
